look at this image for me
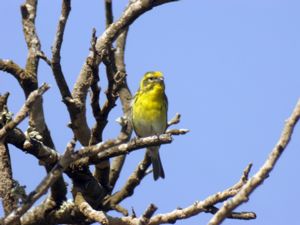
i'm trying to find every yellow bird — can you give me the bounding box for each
[132,71,168,180]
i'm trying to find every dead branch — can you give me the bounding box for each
[18,164,254,225]
[7,128,59,166]
[51,0,72,100]
[207,98,300,225]
[0,59,25,83]
[146,164,255,224]
[3,139,76,225]
[74,191,109,225]
[105,0,113,28]
[0,84,49,139]
[108,28,131,192]
[104,153,152,211]
[19,0,67,204]
[0,141,18,216]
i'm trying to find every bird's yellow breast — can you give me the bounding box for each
[132,85,167,137]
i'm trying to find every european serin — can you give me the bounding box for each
[132,71,168,180]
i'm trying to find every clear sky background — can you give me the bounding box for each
[1,1,300,225]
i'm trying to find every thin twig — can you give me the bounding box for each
[167,113,181,127]
[51,0,72,100]
[204,206,255,220]
[89,27,102,144]
[207,99,300,225]
[36,51,51,66]
[105,0,113,28]
[0,84,50,139]
[138,204,157,225]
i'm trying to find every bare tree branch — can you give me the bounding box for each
[104,153,152,211]
[139,204,157,225]
[7,128,59,166]
[18,164,254,225]
[94,0,178,54]
[204,206,255,220]
[207,98,300,225]
[105,0,113,28]
[0,59,25,83]
[17,128,185,223]
[74,191,109,225]
[167,113,181,127]
[109,28,131,191]
[19,0,68,206]
[50,0,93,147]
[20,0,53,143]
[94,2,130,189]
[94,27,130,191]
[51,0,72,100]
[7,127,185,192]
[0,141,18,216]
[65,129,186,171]
[4,126,186,225]
[0,84,50,139]
[36,51,51,66]
[89,28,102,145]
[0,88,56,220]
[3,139,76,225]
[78,131,181,164]
[20,197,58,225]
[20,0,56,152]
[145,164,255,225]
[20,0,40,77]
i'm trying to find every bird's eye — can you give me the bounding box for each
[148,77,154,81]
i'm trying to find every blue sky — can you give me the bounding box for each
[1,1,300,225]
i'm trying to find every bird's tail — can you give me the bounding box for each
[147,146,165,180]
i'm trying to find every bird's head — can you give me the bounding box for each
[140,71,165,92]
